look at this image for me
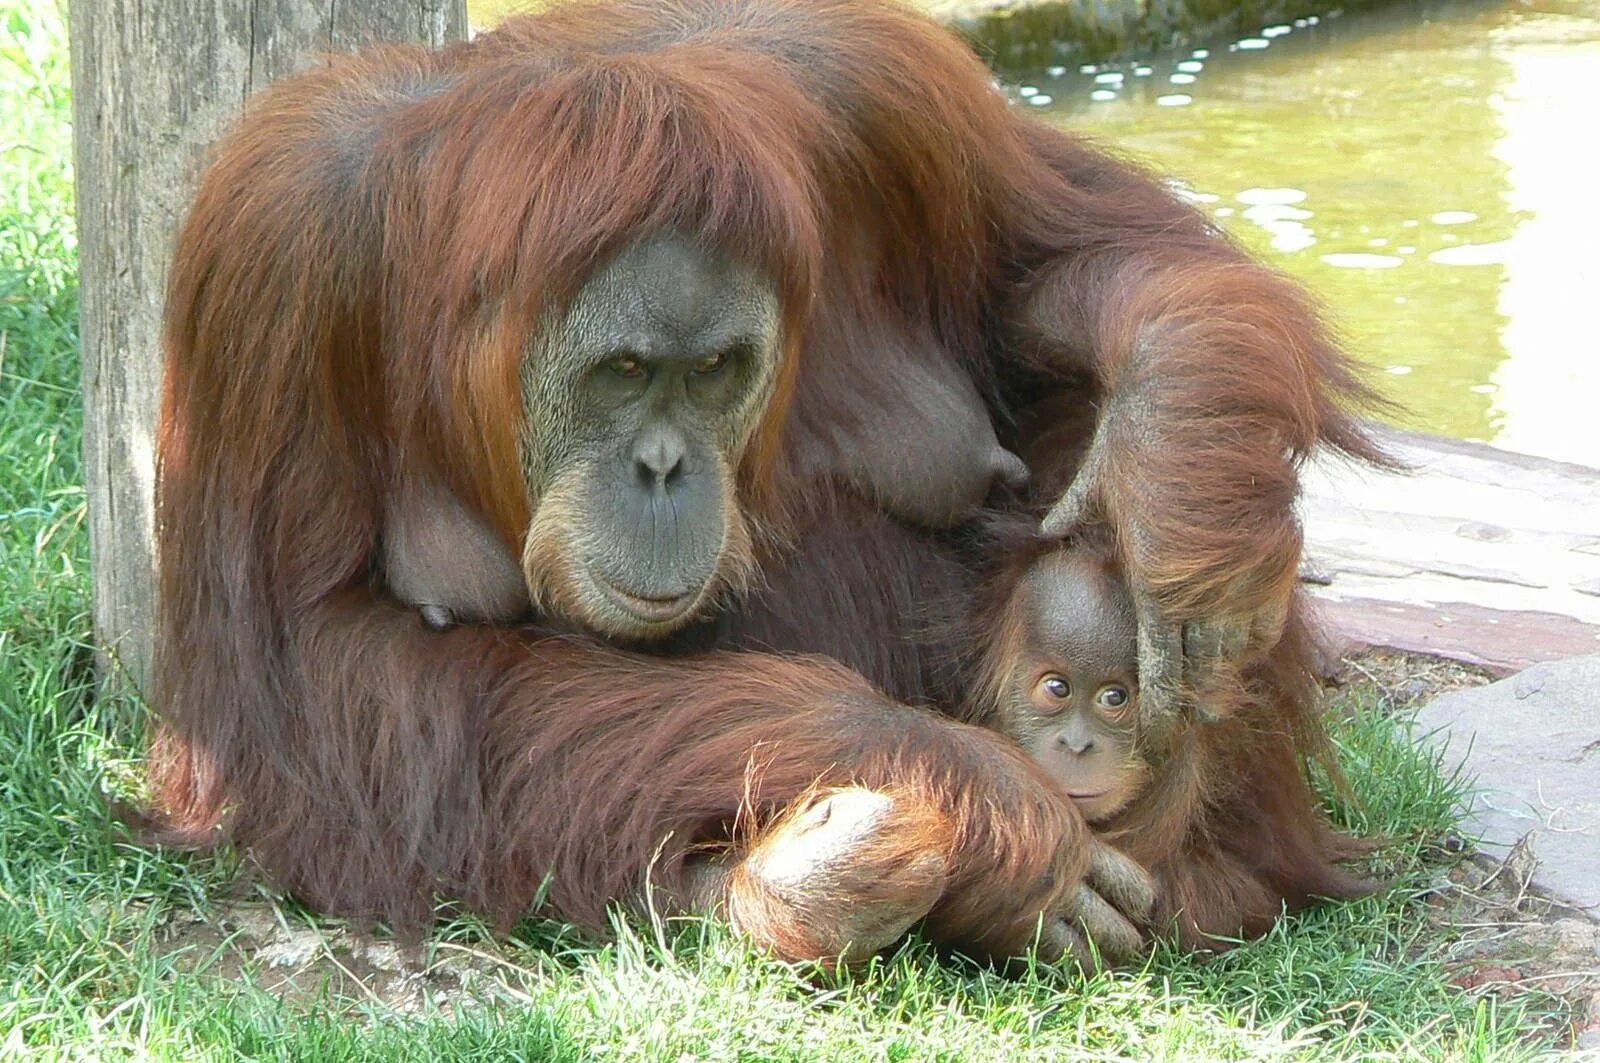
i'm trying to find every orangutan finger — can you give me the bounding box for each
[1040,916,1096,971]
[1087,841,1156,925]
[1040,433,1110,537]
[1135,593,1184,732]
[1065,884,1144,964]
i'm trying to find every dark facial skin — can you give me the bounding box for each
[994,551,1149,823]
[520,233,782,639]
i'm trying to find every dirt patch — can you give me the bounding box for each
[1417,846,1600,1051]
[1325,647,1497,704]
[153,902,541,1016]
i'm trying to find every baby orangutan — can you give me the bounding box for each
[973,535,1151,825]
[968,526,1372,951]
[669,531,1157,969]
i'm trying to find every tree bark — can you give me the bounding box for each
[70,1,468,690]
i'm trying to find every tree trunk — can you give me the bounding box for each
[70,1,468,690]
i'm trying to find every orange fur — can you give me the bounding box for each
[147,0,1379,961]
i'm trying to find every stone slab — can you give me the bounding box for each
[1302,426,1600,673]
[1414,656,1600,914]
[1311,597,1600,676]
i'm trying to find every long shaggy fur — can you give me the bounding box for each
[149,0,1380,958]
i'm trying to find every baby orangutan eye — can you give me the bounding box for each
[1095,685,1129,710]
[1038,674,1071,701]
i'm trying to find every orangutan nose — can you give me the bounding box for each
[632,424,686,489]
[1056,731,1095,756]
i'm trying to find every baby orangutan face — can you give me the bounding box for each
[992,550,1149,824]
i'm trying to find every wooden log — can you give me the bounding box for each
[70,1,467,690]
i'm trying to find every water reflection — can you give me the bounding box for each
[988,0,1600,465]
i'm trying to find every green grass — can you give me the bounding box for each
[0,2,1571,1058]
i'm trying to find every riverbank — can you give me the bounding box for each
[941,0,1397,66]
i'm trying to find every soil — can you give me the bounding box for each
[151,902,552,1015]
[1417,851,1600,1051]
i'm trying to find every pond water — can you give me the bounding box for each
[983,0,1600,466]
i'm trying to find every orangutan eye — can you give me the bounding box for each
[692,350,728,375]
[1039,675,1071,700]
[607,354,646,378]
[1096,685,1129,709]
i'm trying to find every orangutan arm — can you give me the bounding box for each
[1000,126,1384,729]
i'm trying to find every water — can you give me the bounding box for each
[988,0,1600,466]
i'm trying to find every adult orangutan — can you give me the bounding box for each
[145,0,1381,964]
